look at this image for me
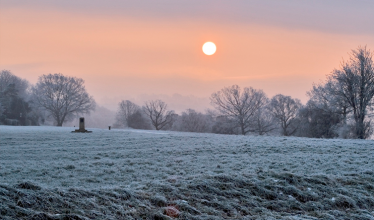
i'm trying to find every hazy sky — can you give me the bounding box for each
[1,0,374,112]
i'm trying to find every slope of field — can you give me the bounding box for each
[0,126,374,219]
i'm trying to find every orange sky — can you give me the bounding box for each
[1,1,374,112]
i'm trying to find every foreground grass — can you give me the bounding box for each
[0,126,373,219]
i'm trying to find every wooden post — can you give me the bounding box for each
[72,117,92,133]
[79,117,85,130]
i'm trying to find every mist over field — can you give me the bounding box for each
[1,126,374,219]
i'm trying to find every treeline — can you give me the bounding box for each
[1,46,374,139]
[0,72,95,126]
[113,90,305,137]
[0,70,38,126]
[114,46,374,139]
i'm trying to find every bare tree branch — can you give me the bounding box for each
[174,109,212,133]
[268,94,302,136]
[115,100,140,128]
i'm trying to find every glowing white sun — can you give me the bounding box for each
[202,42,216,55]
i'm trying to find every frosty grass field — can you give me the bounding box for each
[0,126,374,220]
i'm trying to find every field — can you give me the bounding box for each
[0,126,374,219]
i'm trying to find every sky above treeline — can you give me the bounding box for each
[1,0,374,112]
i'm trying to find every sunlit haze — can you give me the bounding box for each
[1,0,374,112]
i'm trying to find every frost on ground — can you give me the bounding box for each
[0,126,374,220]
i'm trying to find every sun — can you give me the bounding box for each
[202,42,216,55]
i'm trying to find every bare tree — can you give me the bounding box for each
[0,70,35,125]
[143,99,175,130]
[127,110,152,130]
[115,100,140,127]
[304,81,350,138]
[307,80,350,121]
[173,109,213,133]
[210,85,268,135]
[211,115,239,135]
[0,70,29,98]
[0,70,29,113]
[268,94,302,136]
[251,107,277,135]
[32,73,96,126]
[297,100,342,138]
[328,46,374,139]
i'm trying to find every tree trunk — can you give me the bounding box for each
[240,123,245,135]
[282,120,288,136]
[154,121,160,130]
[356,116,365,139]
[56,115,63,126]
[283,129,288,136]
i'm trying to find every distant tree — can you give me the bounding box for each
[297,100,342,138]
[0,83,18,115]
[308,80,350,122]
[127,110,152,130]
[325,46,374,139]
[7,96,32,125]
[268,94,302,136]
[0,71,34,125]
[115,100,140,127]
[305,46,374,139]
[0,70,29,98]
[25,101,46,126]
[250,106,277,135]
[173,109,213,133]
[211,115,239,135]
[143,99,175,130]
[0,70,28,113]
[210,85,268,135]
[32,73,96,126]
[303,80,353,138]
[160,112,178,130]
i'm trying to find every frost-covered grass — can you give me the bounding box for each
[0,126,374,219]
